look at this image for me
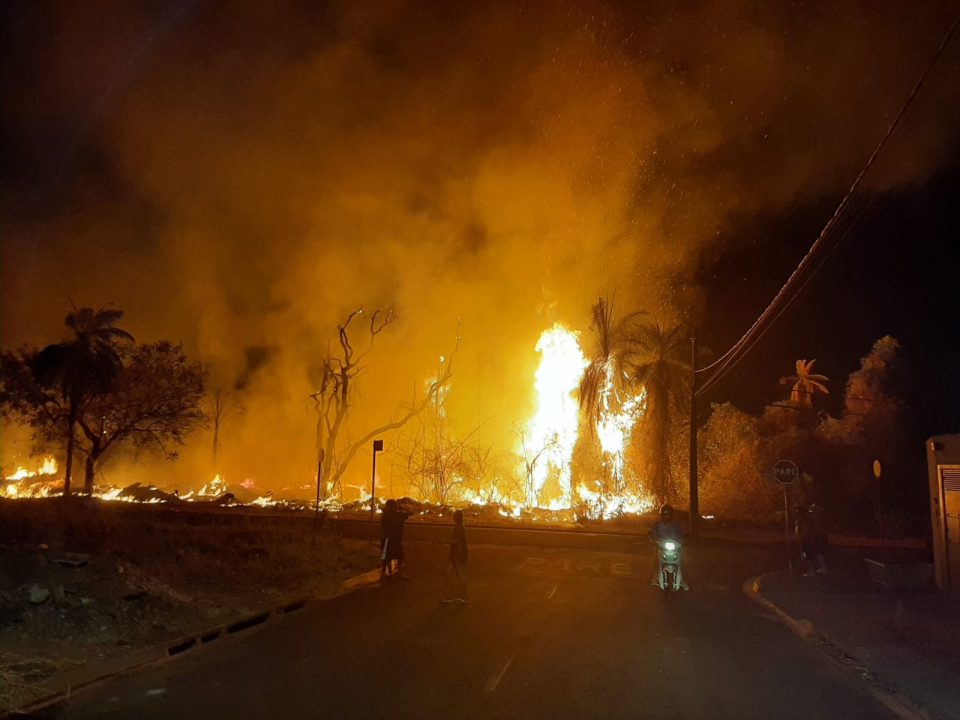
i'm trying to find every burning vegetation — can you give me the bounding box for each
[1,298,688,521]
[2,2,955,529]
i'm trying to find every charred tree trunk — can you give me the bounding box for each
[84,453,95,495]
[63,401,77,497]
[83,442,102,496]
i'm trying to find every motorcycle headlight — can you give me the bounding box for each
[663,541,677,551]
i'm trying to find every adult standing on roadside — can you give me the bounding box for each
[380,499,397,581]
[388,498,414,579]
[809,502,829,574]
[796,502,829,576]
[443,510,468,603]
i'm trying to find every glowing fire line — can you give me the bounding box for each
[523,324,587,508]
[4,325,657,520]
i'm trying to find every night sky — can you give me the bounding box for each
[701,162,960,445]
[2,0,959,489]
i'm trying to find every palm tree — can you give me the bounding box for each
[629,321,689,503]
[33,307,134,496]
[578,297,645,427]
[779,359,829,407]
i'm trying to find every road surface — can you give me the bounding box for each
[47,538,896,720]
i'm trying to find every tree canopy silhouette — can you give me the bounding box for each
[30,307,134,495]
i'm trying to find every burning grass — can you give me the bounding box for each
[4,322,659,520]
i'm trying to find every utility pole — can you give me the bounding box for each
[689,331,699,537]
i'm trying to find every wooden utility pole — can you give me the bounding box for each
[689,331,699,537]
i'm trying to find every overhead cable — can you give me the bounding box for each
[694,12,960,398]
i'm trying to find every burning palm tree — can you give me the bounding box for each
[578,297,647,497]
[629,321,689,503]
[578,297,645,427]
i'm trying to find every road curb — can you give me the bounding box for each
[11,568,381,717]
[741,575,815,638]
[742,574,933,720]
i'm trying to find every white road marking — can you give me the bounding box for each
[484,653,516,693]
[146,688,166,697]
[547,584,558,600]
[576,560,602,573]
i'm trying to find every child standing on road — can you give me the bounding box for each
[442,510,468,603]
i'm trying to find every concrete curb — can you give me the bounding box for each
[741,576,815,638]
[11,568,381,717]
[742,574,934,720]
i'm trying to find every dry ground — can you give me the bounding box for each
[0,498,377,712]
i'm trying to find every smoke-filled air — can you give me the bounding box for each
[3,1,959,510]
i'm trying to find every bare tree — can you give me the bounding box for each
[399,417,484,505]
[460,442,506,503]
[208,387,245,469]
[310,309,460,499]
[515,423,556,508]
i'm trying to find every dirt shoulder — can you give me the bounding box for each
[0,498,377,713]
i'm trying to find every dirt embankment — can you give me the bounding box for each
[0,498,377,712]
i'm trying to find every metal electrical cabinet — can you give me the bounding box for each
[927,434,960,596]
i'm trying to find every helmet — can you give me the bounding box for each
[659,504,674,520]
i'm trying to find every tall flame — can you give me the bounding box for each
[524,324,588,507]
[596,360,646,494]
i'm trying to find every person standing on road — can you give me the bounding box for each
[796,502,829,576]
[442,509,468,603]
[809,502,829,575]
[389,498,414,579]
[380,499,397,582]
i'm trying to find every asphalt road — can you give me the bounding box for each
[47,538,896,720]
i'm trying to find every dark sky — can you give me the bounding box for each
[700,160,960,445]
[2,0,959,488]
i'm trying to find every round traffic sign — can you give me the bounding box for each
[772,459,800,485]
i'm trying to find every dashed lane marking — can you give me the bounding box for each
[547,585,558,600]
[521,556,638,576]
[483,653,516,693]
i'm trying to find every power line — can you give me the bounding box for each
[696,197,871,397]
[694,12,960,399]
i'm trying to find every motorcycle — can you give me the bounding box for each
[655,538,686,597]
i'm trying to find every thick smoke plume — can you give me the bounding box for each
[2,0,958,494]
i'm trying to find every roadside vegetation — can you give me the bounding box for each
[0,499,376,712]
[0,305,914,534]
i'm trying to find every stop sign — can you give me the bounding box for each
[772,459,800,485]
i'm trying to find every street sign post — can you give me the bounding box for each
[873,459,884,561]
[773,459,800,485]
[370,439,384,525]
[772,459,800,574]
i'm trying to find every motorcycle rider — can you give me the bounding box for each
[651,504,688,589]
